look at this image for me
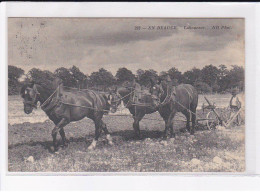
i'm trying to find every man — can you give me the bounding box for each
[230,89,241,111]
[229,88,242,125]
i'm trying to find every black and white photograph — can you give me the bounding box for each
[8,17,245,173]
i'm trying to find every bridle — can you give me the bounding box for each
[152,83,172,107]
[23,85,40,109]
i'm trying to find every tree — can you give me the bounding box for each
[183,67,202,85]
[136,69,145,81]
[8,65,24,81]
[138,69,158,86]
[115,67,135,84]
[226,65,245,91]
[8,65,25,95]
[201,65,219,89]
[89,68,116,89]
[28,68,55,89]
[217,64,229,92]
[218,64,228,79]
[69,65,88,88]
[167,67,183,84]
[54,67,77,87]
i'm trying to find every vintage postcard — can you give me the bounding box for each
[8,18,245,173]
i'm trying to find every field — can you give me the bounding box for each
[8,94,245,172]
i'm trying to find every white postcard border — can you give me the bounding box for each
[0,2,259,190]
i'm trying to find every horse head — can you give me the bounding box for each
[107,87,122,113]
[20,82,40,114]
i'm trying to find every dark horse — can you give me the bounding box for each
[150,80,198,138]
[20,81,118,151]
[112,81,160,138]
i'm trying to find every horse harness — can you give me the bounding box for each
[23,84,40,108]
[157,85,196,119]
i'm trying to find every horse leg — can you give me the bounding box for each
[100,120,113,145]
[59,127,69,147]
[184,111,191,133]
[133,114,144,139]
[190,109,196,135]
[164,111,176,139]
[52,118,68,152]
[88,117,102,150]
[161,113,175,138]
[170,124,175,138]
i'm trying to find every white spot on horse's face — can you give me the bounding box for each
[108,95,112,101]
[153,86,156,90]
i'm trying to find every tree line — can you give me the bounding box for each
[8,64,244,95]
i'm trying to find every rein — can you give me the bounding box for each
[40,88,58,108]
[112,91,134,103]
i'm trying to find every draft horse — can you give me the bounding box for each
[149,79,198,138]
[20,82,119,151]
[111,81,160,138]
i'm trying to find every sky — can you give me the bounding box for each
[8,18,244,76]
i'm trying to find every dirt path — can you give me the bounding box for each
[8,113,245,172]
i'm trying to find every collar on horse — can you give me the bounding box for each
[158,85,176,107]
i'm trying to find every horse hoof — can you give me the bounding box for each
[162,136,168,140]
[170,134,176,138]
[50,146,58,153]
[88,145,95,150]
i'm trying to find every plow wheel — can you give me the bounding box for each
[206,111,220,130]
